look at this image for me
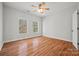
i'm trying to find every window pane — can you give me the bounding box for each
[33,21,38,32]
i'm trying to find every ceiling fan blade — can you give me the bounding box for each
[39,4,42,8]
[40,8,49,10]
[32,10,37,12]
[42,4,47,7]
[39,3,48,9]
[32,5,38,8]
[45,8,49,10]
[42,2,47,6]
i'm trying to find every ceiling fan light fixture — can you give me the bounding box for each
[38,9,43,12]
[32,2,49,16]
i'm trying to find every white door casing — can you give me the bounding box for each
[72,10,78,49]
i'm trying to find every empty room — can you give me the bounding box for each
[0,2,79,56]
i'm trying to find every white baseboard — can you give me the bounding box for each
[4,35,72,43]
[0,48,1,51]
[4,35,42,43]
[0,42,4,51]
[4,38,25,43]
[43,35,72,42]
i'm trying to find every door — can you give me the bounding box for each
[72,10,78,49]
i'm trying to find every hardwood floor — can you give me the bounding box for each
[0,36,79,56]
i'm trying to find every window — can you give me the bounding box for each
[19,19,27,33]
[33,21,38,32]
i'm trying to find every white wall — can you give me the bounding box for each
[0,2,3,49]
[3,5,42,42]
[43,6,77,42]
[3,3,78,43]
[77,5,79,43]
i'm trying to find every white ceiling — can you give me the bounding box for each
[3,2,78,17]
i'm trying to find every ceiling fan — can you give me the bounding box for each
[32,2,49,15]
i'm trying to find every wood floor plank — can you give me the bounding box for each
[0,36,79,56]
